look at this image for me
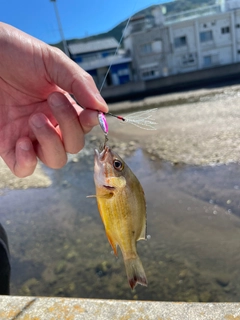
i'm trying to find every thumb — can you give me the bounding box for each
[45,46,108,113]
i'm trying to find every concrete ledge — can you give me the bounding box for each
[102,62,240,103]
[1,296,240,319]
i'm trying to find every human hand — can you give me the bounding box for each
[0,22,108,177]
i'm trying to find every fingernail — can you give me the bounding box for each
[31,114,46,128]
[18,140,31,151]
[86,109,99,126]
[49,93,63,107]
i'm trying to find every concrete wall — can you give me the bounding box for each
[102,81,146,101]
[101,62,240,102]
[145,62,240,92]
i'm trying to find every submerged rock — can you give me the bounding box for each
[95,261,112,277]
[55,260,67,274]
[19,278,39,296]
[216,275,230,287]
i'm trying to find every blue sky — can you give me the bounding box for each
[1,0,172,44]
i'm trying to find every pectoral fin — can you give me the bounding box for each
[106,176,126,189]
[87,194,113,199]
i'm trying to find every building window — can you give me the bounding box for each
[203,55,212,67]
[200,30,213,42]
[102,52,109,58]
[118,69,129,76]
[152,40,162,53]
[236,24,240,28]
[140,43,152,55]
[174,36,187,48]
[141,69,159,79]
[181,53,196,66]
[221,26,230,34]
[203,54,218,67]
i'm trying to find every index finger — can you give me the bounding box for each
[45,47,108,113]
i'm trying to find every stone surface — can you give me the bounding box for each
[0,158,51,190]
[1,296,240,319]
[0,296,35,319]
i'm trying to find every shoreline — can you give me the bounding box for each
[107,83,240,114]
[1,83,240,190]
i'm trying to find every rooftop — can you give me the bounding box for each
[68,38,119,55]
[79,55,132,71]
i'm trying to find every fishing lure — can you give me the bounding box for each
[98,112,109,146]
[98,108,158,139]
[117,109,158,130]
[98,112,108,135]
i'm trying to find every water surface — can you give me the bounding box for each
[1,148,240,302]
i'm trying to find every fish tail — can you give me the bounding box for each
[124,255,147,290]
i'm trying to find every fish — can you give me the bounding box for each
[93,145,147,289]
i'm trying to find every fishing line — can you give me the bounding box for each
[95,1,158,141]
[99,6,135,93]
[98,1,136,141]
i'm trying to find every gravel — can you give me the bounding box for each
[0,158,51,190]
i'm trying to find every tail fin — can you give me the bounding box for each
[124,256,147,290]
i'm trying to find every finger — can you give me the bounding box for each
[63,93,99,131]
[48,92,85,154]
[14,138,37,178]
[29,113,67,169]
[62,93,100,133]
[46,47,109,112]
[79,109,100,134]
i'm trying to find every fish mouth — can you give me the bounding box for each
[94,146,113,188]
[94,145,110,162]
[103,185,115,190]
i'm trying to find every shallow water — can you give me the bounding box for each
[2,147,240,302]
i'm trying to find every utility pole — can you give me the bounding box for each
[50,0,70,56]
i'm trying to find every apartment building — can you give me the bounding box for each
[124,0,240,81]
[124,9,171,81]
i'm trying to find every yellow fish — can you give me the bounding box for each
[93,145,147,289]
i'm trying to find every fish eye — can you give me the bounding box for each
[113,159,124,171]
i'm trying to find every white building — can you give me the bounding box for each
[168,5,240,74]
[124,11,171,81]
[68,38,132,88]
[124,0,240,80]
